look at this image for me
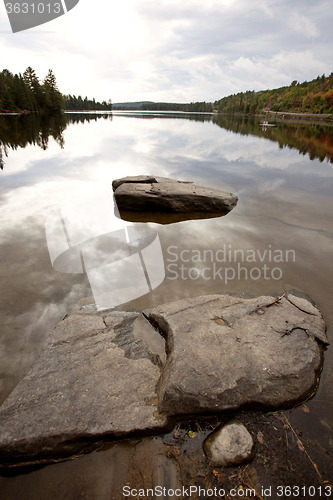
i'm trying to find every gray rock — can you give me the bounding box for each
[149,293,328,417]
[112,175,158,191]
[0,291,327,464]
[112,176,238,214]
[203,419,255,467]
[0,312,169,462]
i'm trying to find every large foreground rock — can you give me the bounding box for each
[149,293,328,417]
[0,291,328,464]
[112,175,238,214]
[0,311,168,462]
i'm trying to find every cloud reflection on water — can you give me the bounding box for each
[1,115,333,442]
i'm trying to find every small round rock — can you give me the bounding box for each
[203,419,255,467]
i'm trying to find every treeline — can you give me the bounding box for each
[0,67,64,113]
[140,101,213,112]
[214,73,333,115]
[113,101,153,110]
[64,95,112,111]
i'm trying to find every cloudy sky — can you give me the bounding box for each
[0,0,332,103]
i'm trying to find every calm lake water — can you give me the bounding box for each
[1,111,333,495]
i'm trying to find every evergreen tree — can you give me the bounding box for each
[0,67,65,112]
[23,66,42,110]
[43,69,64,112]
[0,70,16,110]
[64,94,112,111]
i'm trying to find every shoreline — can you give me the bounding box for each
[215,110,333,124]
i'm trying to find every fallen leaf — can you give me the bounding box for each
[188,431,196,438]
[301,405,310,413]
[297,440,305,452]
[257,431,264,444]
[173,445,181,456]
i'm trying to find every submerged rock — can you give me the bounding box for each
[112,175,238,214]
[0,311,168,462]
[149,293,328,417]
[203,419,255,467]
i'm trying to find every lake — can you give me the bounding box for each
[0,111,333,496]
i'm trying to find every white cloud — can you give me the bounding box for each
[0,0,332,102]
[287,12,320,38]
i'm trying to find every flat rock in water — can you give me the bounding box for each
[0,291,328,463]
[112,175,238,214]
[203,419,255,467]
[149,293,328,417]
[0,312,168,462]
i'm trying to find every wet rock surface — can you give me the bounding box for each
[0,311,168,462]
[203,419,255,467]
[112,175,238,214]
[0,411,326,498]
[149,292,328,417]
[0,291,328,464]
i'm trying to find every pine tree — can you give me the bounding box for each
[23,67,42,110]
[43,69,64,112]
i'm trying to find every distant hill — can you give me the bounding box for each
[140,102,213,112]
[214,73,333,116]
[112,101,154,110]
[113,101,213,112]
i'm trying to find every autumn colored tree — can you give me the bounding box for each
[214,74,333,115]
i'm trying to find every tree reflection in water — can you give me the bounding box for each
[0,112,113,168]
[0,143,5,170]
[0,111,332,170]
[213,114,333,164]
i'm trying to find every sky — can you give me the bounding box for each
[0,0,332,103]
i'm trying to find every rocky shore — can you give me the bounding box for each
[0,291,328,466]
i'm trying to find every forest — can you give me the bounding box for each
[139,101,213,112]
[2,68,333,117]
[0,67,64,113]
[64,95,112,111]
[0,67,112,113]
[214,73,333,115]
